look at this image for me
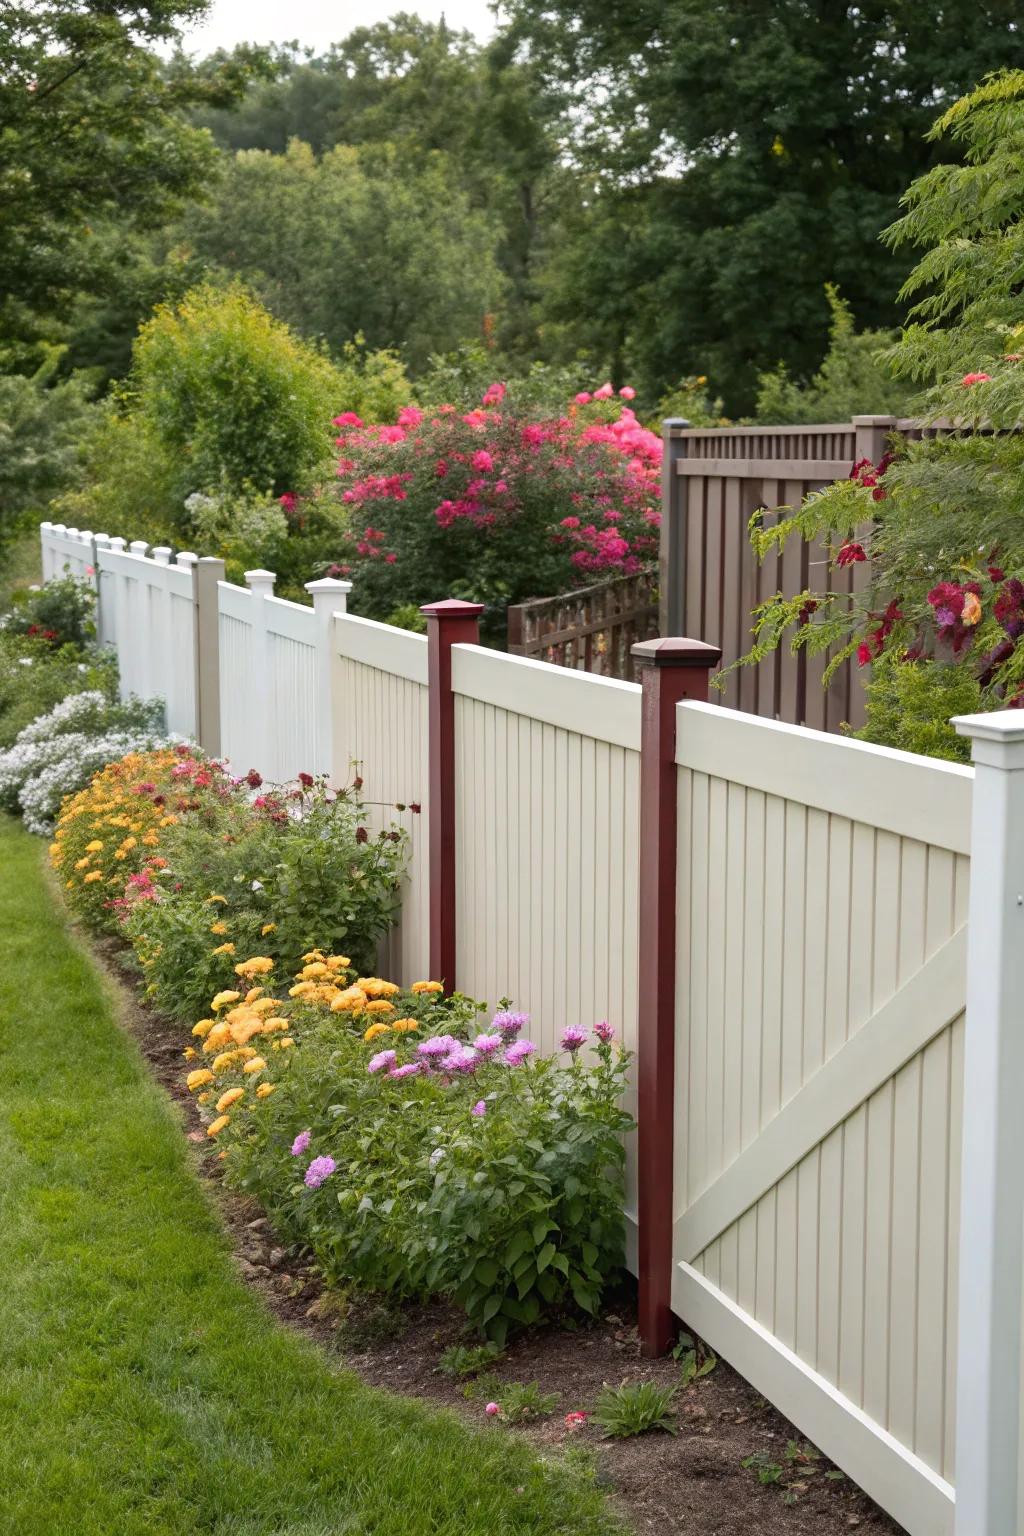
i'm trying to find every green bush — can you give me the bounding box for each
[0,633,117,747]
[855,654,982,763]
[124,776,408,1022]
[4,574,95,648]
[0,353,101,546]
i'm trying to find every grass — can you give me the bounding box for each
[0,816,621,1536]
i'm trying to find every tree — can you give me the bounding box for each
[179,139,506,374]
[0,1,264,351]
[507,0,1024,411]
[734,70,1024,760]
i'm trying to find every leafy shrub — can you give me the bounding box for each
[197,993,632,1343]
[856,654,983,763]
[123,775,408,1022]
[497,1382,560,1424]
[2,574,96,648]
[0,355,101,546]
[300,383,661,638]
[0,690,167,835]
[592,1380,678,1438]
[0,634,117,747]
[439,1342,505,1378]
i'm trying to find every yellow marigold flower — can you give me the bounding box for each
[365,1000,396,1017]
[114,849,128,860]
[74,857,90,870]
[228,1017,264,1046]
[186,1068,215,1092]
[216,1087,244,1113]
[330,986,367,1014]
[244,987,264,1004]
[159,815,177,827]
[411,980,444,995]
[363,1022,392,1042]
[235,955,274,977]
[302,949,325,963]
[203,1022,233,1054]
[197,1091,212,1105]
[122,836,137,850]
[391,1018,420,1033]
[255,1082,276,1099]
[65,879,74,888]
[300,961,331,980]
[211,990,241,1011]
[207,1114,230,1137]
[84,871,103,883]
[242,1056,267,1075]
[86,840,103,852]
[261,923,276,936]
[210,920,229,936]
[248,997,277,1014]
[361,978,401,998]
[207,894,228,904]
[183,1047,197,1061]
[272,1037,295,1050]
[261,1017,289,1033]
[962,590,983,626]
[289,981,315,998]
[192,1019,215,1038]
[326,955,351,972]
[142,832,159,848]
[212,942,236,957]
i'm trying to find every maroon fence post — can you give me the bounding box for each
[420,599,484,990]
[632,636,722,1356]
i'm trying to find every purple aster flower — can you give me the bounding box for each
[472,1032,503,1055]
[504,1039,537,1067]
[493,1010,529,1038]
[389,1062,421,1079]
[442,1046,479,1074]
[290,1129,311,1157]
[561,1025,587,1053]
[593,1020,614,1044]
[367,1049,397,1074]
[417,1034,459,1058]
[304,1154,336,1189]
[471,1100,487,1117]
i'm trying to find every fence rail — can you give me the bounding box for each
[38,515,1024,1536]
[507,566,658,682]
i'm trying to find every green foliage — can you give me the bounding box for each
[0,356,101,543]
[506,0,1024,411]
[0,635,117,749]
[735,71,1024,753]
[4,574,95,648]
[181,141,505,376]
[754,288,915,425]
[498,1382,560,1424]
[125,777,408,1021]
[857,655,982,763]
[218,1017,633,1343]
[592,1380,678,1438]
[185,487,290,586]
[131,281,342,498]
[673,1333,717,1386]
[416,343,593,415]
[334,336,413,424]
[654,375,730,430]
[439,1342,506,1378]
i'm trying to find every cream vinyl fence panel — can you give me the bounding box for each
[98,543,198,737]
[332,614,430,986]
[671,703,972,1536]
[263,596,318,783]
[217,582,258,772]
[450,644,641,1262]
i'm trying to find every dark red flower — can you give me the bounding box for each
[246,769,263,789]
[298,772,314,787]
[835,541,866,567]
[355,826,369,844]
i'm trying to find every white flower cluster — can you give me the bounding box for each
[0,691,171,836]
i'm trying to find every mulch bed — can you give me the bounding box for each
[95,933,904,1536]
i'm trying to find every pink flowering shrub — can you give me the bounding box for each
[293,384,661,635]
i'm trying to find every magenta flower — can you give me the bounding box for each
[304,1155,337,1189]
[471,1100,487,1117]
[492,1010,528,1038]
[290,1130,311,1157]
[593,1020,614,1044]
[442,1046,479,1074]
[485,1401,500,1416]
[504,1040,537,1067]
[389,1062,421,1079]
[417,1034,459,1058]
[561,1025,587,1053]
[367,1049,397,1074]
[472,1033,502,1055]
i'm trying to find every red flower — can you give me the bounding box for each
[298,772,314,787]
[355,826,369,844]
[961,372,992,387]
[835,541,866,567]
[857,642,873,666]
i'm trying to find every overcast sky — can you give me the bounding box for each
[176,0,498,56]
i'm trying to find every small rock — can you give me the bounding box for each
[237,1258,270,1280]
[267,1246,286,1270]
[246,1216,270,1233]
[274,1273,294,1294]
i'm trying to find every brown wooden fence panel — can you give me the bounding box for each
[660,414,899,731]
[507,566,659,682]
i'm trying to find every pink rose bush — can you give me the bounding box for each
[296,384,661,637]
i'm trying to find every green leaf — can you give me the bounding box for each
[536,1242,556,1273]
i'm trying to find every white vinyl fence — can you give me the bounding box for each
[37,517,1024,1536]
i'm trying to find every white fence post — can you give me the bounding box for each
[245,568,276,779]
[40,521,54,580]
[305,576,352,779]
[952,708,1024,1535]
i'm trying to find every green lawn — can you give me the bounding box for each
[0,817,620,1536]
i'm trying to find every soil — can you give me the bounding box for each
[94,934,905,1536]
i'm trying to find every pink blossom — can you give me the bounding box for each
[471,1100,487,1116]
[618,386,636,400]
[485,1402,500,1416]
[961,372,992,387]
[333,412,364,428]
[593,382,614,400]
[398,405,424,427]
[574,392,592,405]
[368,1049,397,1074]
[482,381,507,406]
[472,449,494,473]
